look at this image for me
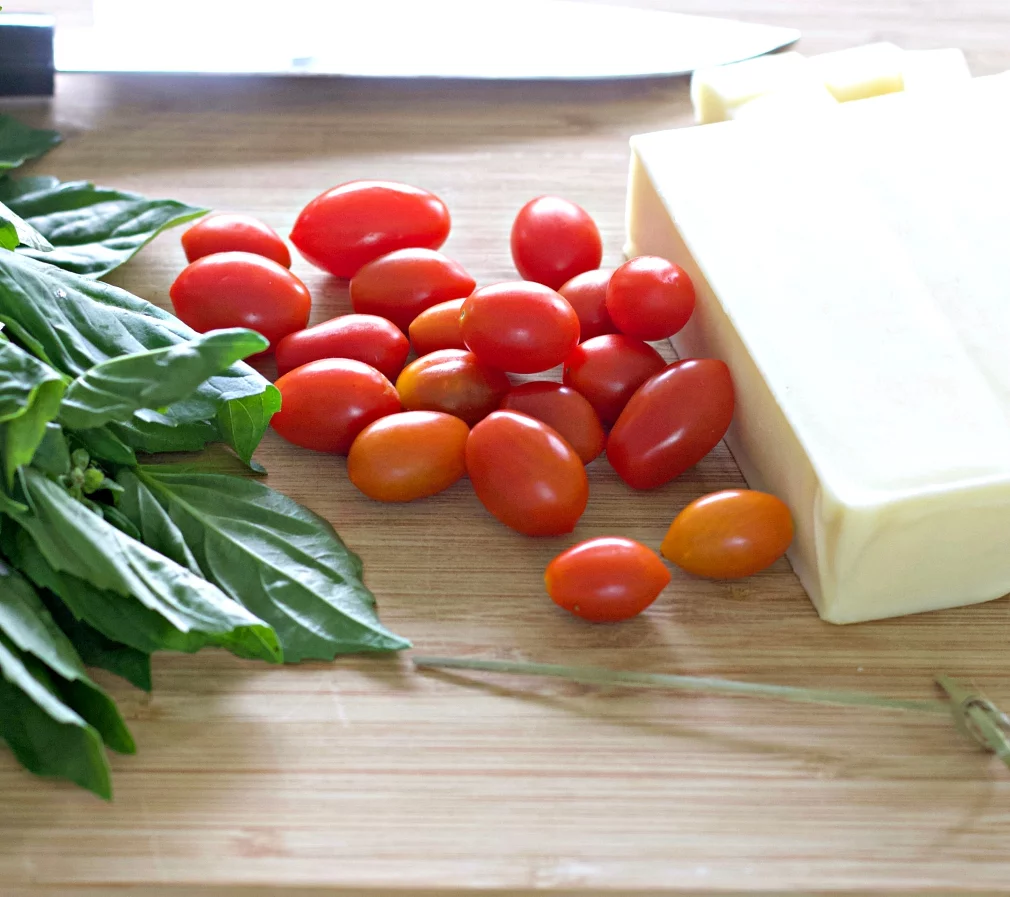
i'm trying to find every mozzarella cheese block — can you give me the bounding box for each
[625,74,1010,624]
[690,52,810,124]
[902,48,971,91]
[729,81,837,121]
[807,42,905,102]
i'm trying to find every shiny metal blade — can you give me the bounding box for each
[54,0,800,80]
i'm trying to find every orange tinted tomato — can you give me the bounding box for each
[409,297,466,356]
[460,281,580,374]
[562,334,665,426]
[271,359,400,454]
[350,248,475,333]
[661,490,793,579]
[608,359,734,490]
[510,196,603,290]
[499,381,605,464]
[274,314,409,380]
[347,411,469,502]
[545,537,670,622]
[291,180,451,278]
[169,252,311,350]
[606,256,695,341]
[395,349,510,425]
[181,213,291,267]
[558,268,616,342]
[466,411,588,536]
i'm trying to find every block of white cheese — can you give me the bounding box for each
[690,52,810,124]
[902,48,971,91]
[729,81,837,121]
[807,42,905,101]
[626,73,1010,624]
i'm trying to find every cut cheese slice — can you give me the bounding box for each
[625,73,1010,624]
[690,52,809,124]
[807,42,905,101]
[729,80,837,121]
[902,48,971,91]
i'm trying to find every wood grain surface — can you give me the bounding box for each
[3,1,1010,893]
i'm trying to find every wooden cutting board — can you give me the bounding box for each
[3,1,1010,893]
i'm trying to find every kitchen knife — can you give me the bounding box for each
[0,0,800,96]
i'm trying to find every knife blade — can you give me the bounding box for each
[1,0,800,96]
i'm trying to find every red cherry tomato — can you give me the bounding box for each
[181,213,291,267]
[608,359,734,490]
[661,490,793,579]
[274,314,409,380]
[290,180,451,278]
[271,359,400,454]
[347,411,469,502]
[562,334,665,427]
[409,298,466,356]
[466,410,588,536]
[545,537,671,622]
[460,282,580,374]
[510,196,603,290]
[169,251,311,350]
[606,256,696,341]
[499,382,605,464]
[396,349,511,425]
[558,268,616,342]
[350,248,475,334]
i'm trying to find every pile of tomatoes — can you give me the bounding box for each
[169,181,793,623]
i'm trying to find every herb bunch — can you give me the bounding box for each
[0,116,408,798]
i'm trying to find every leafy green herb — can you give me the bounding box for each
[117,469,202,574]
[0,560,134,753]
[136,468,410,661]
[216,389,283,466]
[0,116,61,172]
[0,634,112,799]
[60,329,268,430]
[11,469,282,663]
[100,503,143,540]
[0,199,53,252]
[0,115,407,796]
[69,425,138,467]
[0,252,278,460]
[0,340,67,485]
[0,175,206,277]
[40,591,152,692]
[31,424,71,476]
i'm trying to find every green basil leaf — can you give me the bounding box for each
[116,469,201,574]
[0,199,53,252]
[0,117,61,172]
[137,468,411,661]
[39,592,152,692]
[108,417,220,456]
[0,175,205,278]
[0,560,133,754]
[216,386,282,465]
[0,253,276,457]
[9,529,244,663]
[0,340,67,484]
[0,217,14,252]
[135,443,267,477]
[13,469,282,663]
[60,329,269,430]
[70,426,137,467]
[31,423,71,476]
[0,332,66,424]
[0,634,112,799]
[100,504,143,541]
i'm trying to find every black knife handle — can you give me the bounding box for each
[0,14,56,97]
